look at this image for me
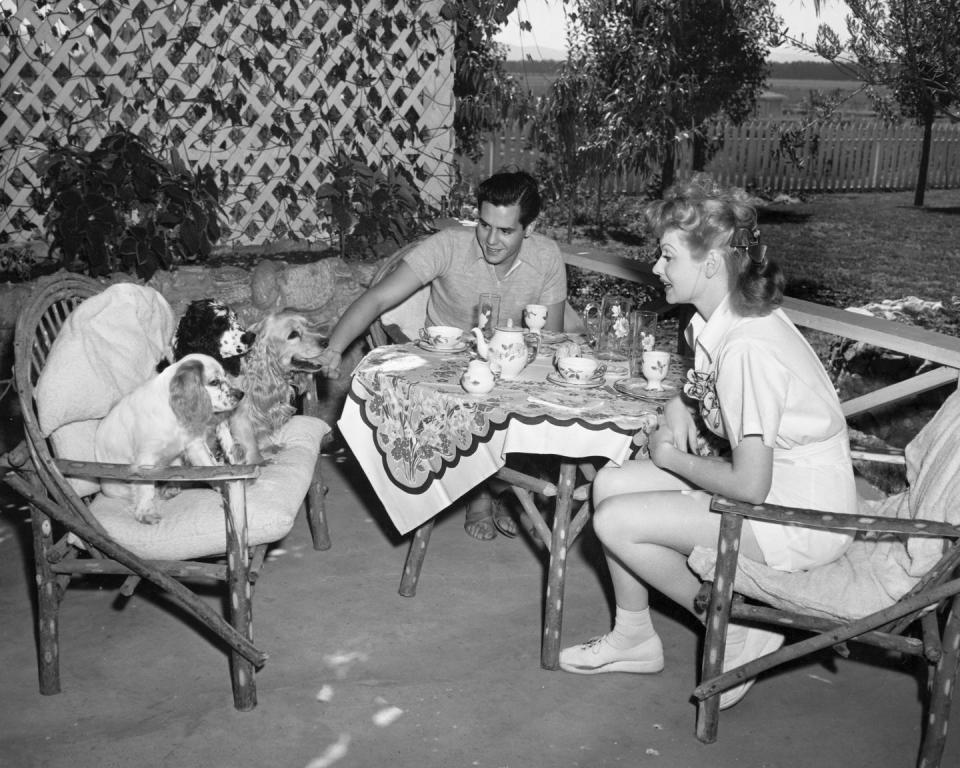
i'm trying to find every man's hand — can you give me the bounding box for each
[318,348,342,378]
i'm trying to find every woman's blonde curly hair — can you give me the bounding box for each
[644,174,784,317]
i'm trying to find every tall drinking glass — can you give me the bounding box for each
[478,293,501,339]
[582,294,633,360]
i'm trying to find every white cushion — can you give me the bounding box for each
[87,416,327,560]
[35,283,175,496]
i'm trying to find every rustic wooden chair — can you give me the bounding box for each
[0,273,329,710]
[690,393,960,767]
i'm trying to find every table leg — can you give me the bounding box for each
[399,518,435,598]
[542,461,576,670]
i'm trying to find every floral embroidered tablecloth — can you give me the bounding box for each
[347,343,688,492]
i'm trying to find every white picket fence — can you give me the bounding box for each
[461,119,960,194]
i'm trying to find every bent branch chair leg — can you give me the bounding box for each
[542,462,576,670]
[399,520,434,598]
[30,503,62,695]
[225,481,257,711]
[302,385,331,550]
[919,594,960,768]
[696,512,744,744]
[306,450,331,550]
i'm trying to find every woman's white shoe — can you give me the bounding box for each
[718,626,785,710]
[559,633,665,675]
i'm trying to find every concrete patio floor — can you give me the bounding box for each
[2,443,959,768]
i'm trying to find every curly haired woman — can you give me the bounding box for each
[559,178,857,709]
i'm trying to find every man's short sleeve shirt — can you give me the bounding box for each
[402,227,566,328]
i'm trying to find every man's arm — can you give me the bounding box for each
[319,261,424,377]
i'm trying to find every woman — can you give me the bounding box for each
[559,179,857,709]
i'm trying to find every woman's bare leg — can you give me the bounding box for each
[592,460,765,617]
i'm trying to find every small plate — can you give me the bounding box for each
[537,330,569,344]
[416,340,468,353]
[613,377,676,402]
[546,371,605,389]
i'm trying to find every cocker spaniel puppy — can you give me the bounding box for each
[94,354,244,524]
[171,299,256,376]
[228,310,327,464]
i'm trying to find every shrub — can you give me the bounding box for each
[316,148,433,261]
[35,127,223,280]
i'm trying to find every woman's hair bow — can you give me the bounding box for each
[731,226,767,266]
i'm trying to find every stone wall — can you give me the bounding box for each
[0,255,383,429]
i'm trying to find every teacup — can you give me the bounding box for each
[420,325,463,349]
[523,303,548,333]
[641,350,671,390]
[556,356,606,383]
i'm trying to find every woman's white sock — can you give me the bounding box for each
[607,606,658,649]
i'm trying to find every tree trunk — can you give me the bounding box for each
[692,131,707,172]
[660,142,676,195]
[914,104,934,207]
[595,173,603,223]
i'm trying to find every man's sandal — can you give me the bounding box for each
[464,497,497,541]
[491,495,518,538]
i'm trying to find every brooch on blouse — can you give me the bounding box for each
[683,369,722,432]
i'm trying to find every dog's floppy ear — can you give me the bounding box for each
[169,360,212,432]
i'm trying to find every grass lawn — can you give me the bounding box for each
[549,188,960,331]
[761,189,960,313]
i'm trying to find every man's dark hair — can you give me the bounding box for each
[476,170,542,227]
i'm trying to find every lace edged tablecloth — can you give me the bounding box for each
[348,343,686,491]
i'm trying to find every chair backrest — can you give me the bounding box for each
[366,237,431,347]
[15,274,109,533]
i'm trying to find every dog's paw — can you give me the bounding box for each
[156,482,182,500]
[134,501,162,525]
[225,442,246,464]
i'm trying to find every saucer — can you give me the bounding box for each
[613,377,676,402]
[546,371,605,389]
[537,330,569,344]
[416,340,467,353]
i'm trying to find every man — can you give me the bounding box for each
[317,170,567,540]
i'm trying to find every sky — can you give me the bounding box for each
[496,0,851,62]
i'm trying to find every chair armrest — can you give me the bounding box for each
[710,495,960,539]
[54,459,260,482]
[850,444,906,465]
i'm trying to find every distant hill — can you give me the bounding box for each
[501,43,566,62]
[505,59,863,82]
[770,61,864,80]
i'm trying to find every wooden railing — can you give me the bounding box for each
[562,248,960,416]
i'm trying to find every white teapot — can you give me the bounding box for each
[471,319,539,380]
[461,359,496,394]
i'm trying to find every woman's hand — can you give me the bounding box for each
[648,422,678,468]
[661,396,699,453]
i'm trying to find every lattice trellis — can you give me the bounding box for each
[0,0,455,247]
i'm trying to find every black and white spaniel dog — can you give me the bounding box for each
[170,299,256,377]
